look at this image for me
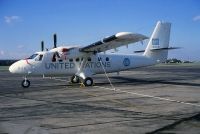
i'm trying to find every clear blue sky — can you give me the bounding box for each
[0,0,200,61]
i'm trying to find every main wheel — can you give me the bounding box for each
[70,75,80,83]
[83,77,93,86]
[21,80,30,88]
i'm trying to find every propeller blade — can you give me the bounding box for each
[41,41,44,51]
[53,33,57,48]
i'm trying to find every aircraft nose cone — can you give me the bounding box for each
[9,63,16,73]
[9,60,33,74]
[9,60,24,74]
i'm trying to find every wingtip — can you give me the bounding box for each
[144,35,149,39]
[139,34,149,40]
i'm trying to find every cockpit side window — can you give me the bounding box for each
[28,54,38,59]
[52,52,61,62]
[38,54,43,61]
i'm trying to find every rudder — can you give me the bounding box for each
[144,21,171,62]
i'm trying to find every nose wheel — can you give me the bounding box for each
[21,77,30,88]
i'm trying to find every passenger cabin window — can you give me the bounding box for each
[76,58,80,62]
[106,57,109,61]
[69,59,73,62]
[87,57,91,61]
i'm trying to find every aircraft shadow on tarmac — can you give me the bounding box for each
[28,75,200,88]
[95,76,200,87]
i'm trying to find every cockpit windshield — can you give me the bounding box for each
[28,54,38,59]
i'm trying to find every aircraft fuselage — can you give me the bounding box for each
[10,53,156,76]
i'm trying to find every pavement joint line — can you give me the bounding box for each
[42,119,134,129]
[79,89,136,108]
[94,86,200,108]
[43,76,69,82]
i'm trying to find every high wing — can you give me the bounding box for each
[79,32,148,53]
[76,32,148,79]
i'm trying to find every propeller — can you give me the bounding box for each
[41,41,44,51]
[53,33,57,48]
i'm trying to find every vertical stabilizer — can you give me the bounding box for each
[144,21,171,62]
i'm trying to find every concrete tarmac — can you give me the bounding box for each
[0,64,200,134]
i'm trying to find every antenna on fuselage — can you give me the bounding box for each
[41,41,44,51]
[53,33,57,48]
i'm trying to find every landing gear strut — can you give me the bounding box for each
[21,76,30,88]
[83,77,93,86]
[70,75,80,83]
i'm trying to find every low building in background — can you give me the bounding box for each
[0,60,19,66]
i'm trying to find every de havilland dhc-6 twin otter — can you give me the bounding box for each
[9,21,177,88]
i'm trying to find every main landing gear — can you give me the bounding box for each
[70,75,80,83]
[83,77,93,86]
[21,76,30,88]
[70,75,93,86]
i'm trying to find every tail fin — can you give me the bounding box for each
[144,21,171,62]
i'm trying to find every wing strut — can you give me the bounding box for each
[76,58,87,79]
[97,53,115,90]
[75,56,94,79]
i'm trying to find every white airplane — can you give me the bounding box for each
[9,21,173,88]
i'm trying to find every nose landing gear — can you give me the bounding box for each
[21,76,30,88]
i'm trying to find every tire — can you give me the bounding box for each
[21,80,30,88]
[70,75,80,83]
[83,77,93,86]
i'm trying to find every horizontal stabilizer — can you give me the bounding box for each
[134,47,181,53]
[150,47,181,51]
[134,50,145,53]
